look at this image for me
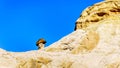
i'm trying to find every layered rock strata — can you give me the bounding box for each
[75,0,120,30]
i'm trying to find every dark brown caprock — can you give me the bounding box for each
[36,38,46,49]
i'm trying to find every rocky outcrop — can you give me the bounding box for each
[1,0,120,68]
[75,0,120,30]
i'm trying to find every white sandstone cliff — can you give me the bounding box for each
[1,0,120,68]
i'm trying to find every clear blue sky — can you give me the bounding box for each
[0,0,103,52]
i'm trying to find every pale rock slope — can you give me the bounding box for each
[1,0,120,68]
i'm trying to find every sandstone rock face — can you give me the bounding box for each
[75,0,120,30]
[1,0,120,68]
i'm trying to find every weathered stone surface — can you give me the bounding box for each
[1,0,120,68]
[75,0,120,30]
[105,0,120,1]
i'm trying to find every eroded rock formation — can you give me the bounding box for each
[75,0,120,30]
[1,0,120,68]
[36,38,46,49]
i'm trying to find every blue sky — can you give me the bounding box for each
[0,0,103,52]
